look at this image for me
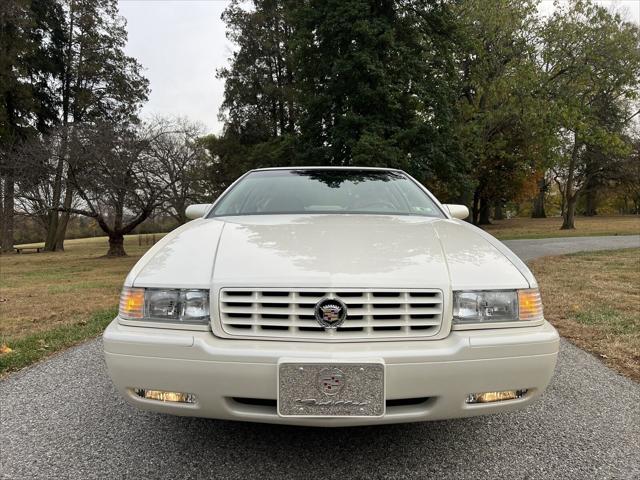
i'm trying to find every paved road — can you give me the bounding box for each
[2,236,639,480]
[503,234,640,261]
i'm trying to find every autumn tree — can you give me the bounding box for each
[453,0,555,225]
[541,0,640,229]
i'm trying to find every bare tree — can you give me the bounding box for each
[14,128,72,230]
[63,122,163,256]
[15,117,212,255]
[147,117,209,224]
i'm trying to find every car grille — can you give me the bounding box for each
[218,288,444,340]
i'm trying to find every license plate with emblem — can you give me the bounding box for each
[277,361,385,417]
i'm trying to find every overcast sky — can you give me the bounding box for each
[118,0,640,136]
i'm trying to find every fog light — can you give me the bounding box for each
[466,389,528,404]
[133,388,196,404]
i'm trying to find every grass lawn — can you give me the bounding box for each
[484,215,640,240]
[0,235,159,375]
[530,248,640,381]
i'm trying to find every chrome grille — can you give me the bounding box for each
[218,289,444,340]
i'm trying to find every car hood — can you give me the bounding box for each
[128,215,531,291]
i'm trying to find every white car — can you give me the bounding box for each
[104,167,559,426]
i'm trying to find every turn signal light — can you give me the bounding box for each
[133,388,196,404]
[119,287,145,319]
[518,289,543,321]
[466,389,528,404]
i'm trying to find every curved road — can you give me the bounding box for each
[1,235,639,479]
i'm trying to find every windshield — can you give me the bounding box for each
[209,169,444,218]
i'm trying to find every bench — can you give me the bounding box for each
[15,246,42,254]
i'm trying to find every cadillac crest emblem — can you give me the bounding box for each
[317,367,346,395]
[314,297,347,328]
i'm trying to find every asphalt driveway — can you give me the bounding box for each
[503,234,640,261]
[1,235,639,479]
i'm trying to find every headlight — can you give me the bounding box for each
[119,287,210,325]
[453,289,543,326]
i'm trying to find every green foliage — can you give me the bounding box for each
[212,0,640,225]
[293,0,452,172]
[57,0,149,124]
[212,0,462,196]
[4,0,640,243]
[0,0,64,144]
[0,0,148,139]
[453,0,561,223]
[540,0,640,227]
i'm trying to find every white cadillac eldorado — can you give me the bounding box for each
[104,167,559,426]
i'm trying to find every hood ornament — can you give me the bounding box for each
[314,297,347,329]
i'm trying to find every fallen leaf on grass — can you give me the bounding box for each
[37,339,50,350]
[0,344,13,355]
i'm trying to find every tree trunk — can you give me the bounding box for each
[106,234,127,257]
[554,176,566,217]
[0,177,3,250]
[478,197,491,225]
[1,174,15,252]
[46,11,73,252]
[584,188,598,216]
[54,183,73,251]
[472,189,480,225]
[493,202,505,220]
[531,179,546,218]
[43,210,59,251]
[561,195,577,230]
[561,137,580,230]
[54,212,70,250]
[44,153,65,251]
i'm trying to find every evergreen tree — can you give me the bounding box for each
[213,0,461,192]
[42,0,149,251]
[0,0,64,252]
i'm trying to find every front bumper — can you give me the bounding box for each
[103,318,559,427]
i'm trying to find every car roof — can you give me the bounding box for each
[250,166,404,172]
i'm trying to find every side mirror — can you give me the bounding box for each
[185,204,212,220]
[444,204,469,220]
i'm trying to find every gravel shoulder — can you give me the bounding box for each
[1,235,639,480]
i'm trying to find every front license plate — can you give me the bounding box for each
[278,362,385,417]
